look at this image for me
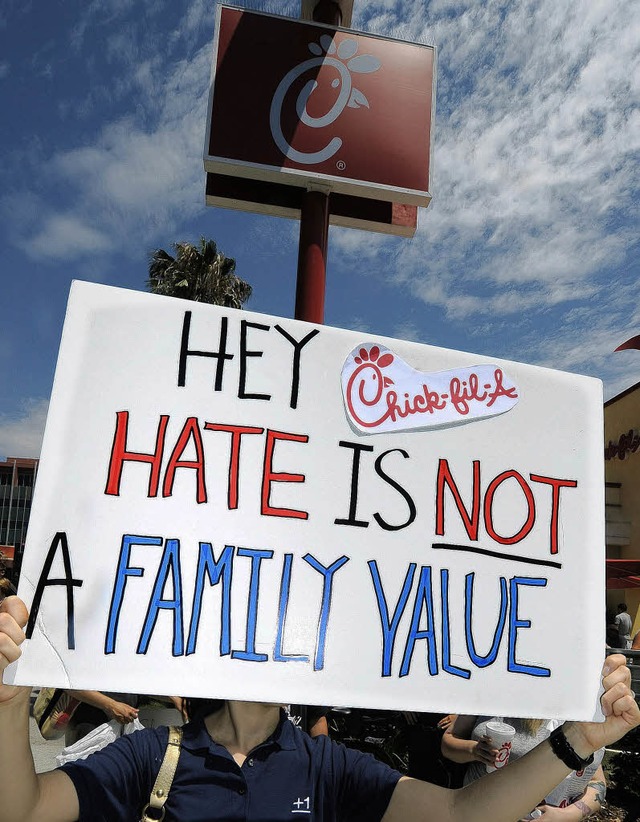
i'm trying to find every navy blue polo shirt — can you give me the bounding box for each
[60,710,402,821]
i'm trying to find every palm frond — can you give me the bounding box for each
[146,239,251,308]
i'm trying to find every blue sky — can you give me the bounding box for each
[1,0,639,459]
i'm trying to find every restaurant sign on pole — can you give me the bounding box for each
[204,6,436,212]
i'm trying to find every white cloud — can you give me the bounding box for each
[28,214,112,261]
[180,0,215,37]
[0,399,49,460]
[332,226,389,257]
[330,0,640,399]
[7,43,213,263]
[347,316,375,333]
[392,320,424,343]
[53,123,194,209]
[105,29,139,66]
[340,0,640,331]
[3,0,638,399]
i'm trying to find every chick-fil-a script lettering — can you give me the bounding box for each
[342,344,519,434]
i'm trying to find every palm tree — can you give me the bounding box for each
[147,237,252,309]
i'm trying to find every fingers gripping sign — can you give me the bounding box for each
[0,596,30,704]
[564,654,640,760]
[600,654,639,729]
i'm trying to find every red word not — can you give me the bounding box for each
[436,459,577,555]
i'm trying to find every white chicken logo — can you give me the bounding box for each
[269,34,381,165]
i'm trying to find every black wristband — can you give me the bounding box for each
[548,726,594,771]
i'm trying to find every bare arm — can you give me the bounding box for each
[1,597,636,822]
[533,764,606,820]
[308,714,329,738]
[67,689,138,724]
[437,714,457,731]
[168,695,189,721]
[385,737,597,822]
[0,598,79,822]
[383,657,638,822]
[440,715,497,768]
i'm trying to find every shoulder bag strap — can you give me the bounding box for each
[140,726,183,822]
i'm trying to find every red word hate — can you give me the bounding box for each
[104,412,309,520]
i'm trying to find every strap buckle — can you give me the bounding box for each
[140,803,166,822]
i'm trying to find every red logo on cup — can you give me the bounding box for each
[495,740,513,769]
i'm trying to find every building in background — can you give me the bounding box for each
[604,381,640,640]
[0,456,39,585]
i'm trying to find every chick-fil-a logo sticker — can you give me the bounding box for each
[269,34,381,166]
[494,740,513,769]
[341,344,520,434]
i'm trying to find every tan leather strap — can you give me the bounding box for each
[140,726,183,822]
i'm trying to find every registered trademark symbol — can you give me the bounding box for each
[336,160,346,171]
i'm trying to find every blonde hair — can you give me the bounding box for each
[520,718,546,736]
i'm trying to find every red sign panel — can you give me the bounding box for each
[205,7,436,206]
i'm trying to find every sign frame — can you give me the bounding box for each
[9,282,606,722]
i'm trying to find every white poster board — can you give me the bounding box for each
[9,281,605,720]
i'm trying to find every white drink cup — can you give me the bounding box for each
[485,721,516,773]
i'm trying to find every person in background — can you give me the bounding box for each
[65,691,139,745]
[441,715,606,820]
[402,712,463,788]
[614,603,633,650]
[605,609,620,648]
[136,694,185,729]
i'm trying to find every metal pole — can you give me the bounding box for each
[295,189,330,323]
[294,1,342,323]
[311,0,342,25]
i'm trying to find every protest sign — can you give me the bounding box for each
[9,281,605,719]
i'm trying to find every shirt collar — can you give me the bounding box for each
[181,708,297,754]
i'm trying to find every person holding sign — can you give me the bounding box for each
[441,716,607,819]
[0,595,638,822]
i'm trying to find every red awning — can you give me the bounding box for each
[607,559,640,589]
[0,545,14,567]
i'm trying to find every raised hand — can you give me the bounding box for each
[105,700,139,724]
[567,654,639,756]
[0,596,30,706]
